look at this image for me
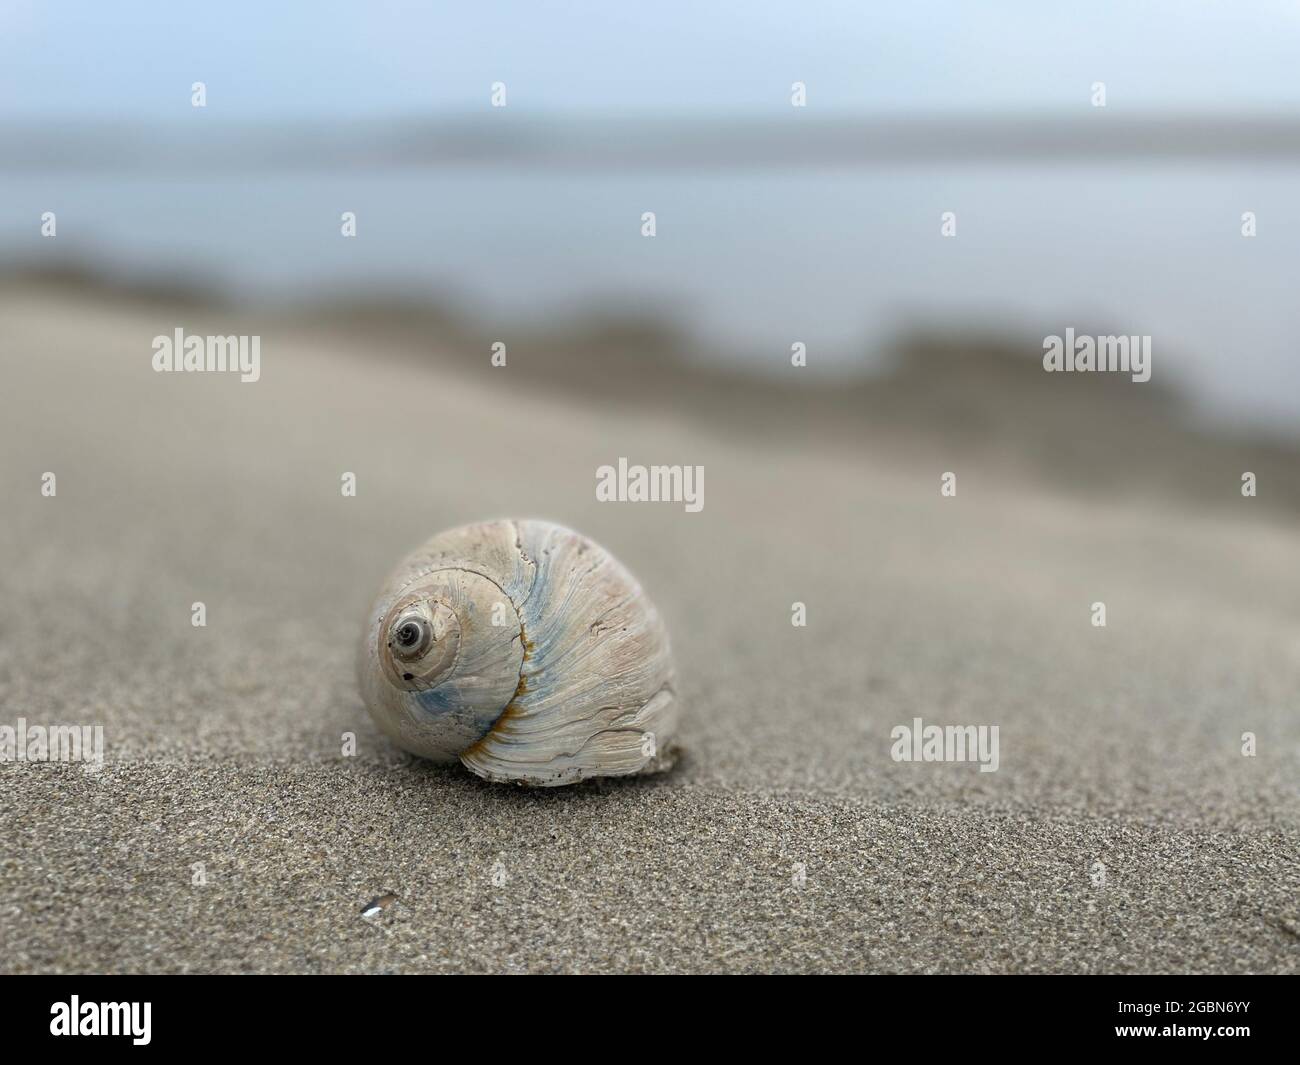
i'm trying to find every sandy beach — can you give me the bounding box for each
[1,280,1297,973]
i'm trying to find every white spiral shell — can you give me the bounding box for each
[357,520,680,786]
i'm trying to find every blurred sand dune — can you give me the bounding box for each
[14,264,1300,512]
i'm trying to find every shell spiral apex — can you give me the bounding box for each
[357,519,680,786]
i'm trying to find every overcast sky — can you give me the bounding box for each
[3,0,1300,120]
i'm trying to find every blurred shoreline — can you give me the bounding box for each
[7,260,1300,516]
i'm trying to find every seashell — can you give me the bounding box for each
[357,520,680,786]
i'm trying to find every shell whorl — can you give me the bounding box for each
[358,520,679,786]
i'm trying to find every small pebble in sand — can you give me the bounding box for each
[361,892,397,918]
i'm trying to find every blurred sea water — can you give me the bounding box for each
[4,158,1298,434]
